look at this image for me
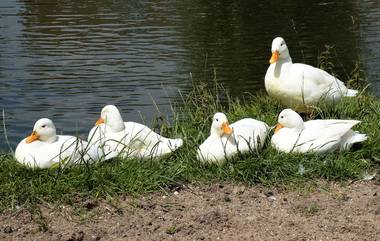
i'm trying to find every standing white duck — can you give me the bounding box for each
[197,112,269,163]
[271,109,367,153]
[88,105,183,160]
[264,37,358,110]
[15,118,110,168]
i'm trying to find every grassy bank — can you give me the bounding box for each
[0,80,379,212]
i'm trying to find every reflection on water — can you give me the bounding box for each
[0,0,379,150]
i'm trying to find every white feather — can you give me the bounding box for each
[197,113,269,163]
[88,105,183,160]
[15,119,107,168]
[265,37,358,110]
[271,109,367,153]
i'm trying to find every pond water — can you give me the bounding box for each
[0,0,379,150]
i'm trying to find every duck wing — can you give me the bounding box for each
[230,118,269,151]
[295,120,360,152]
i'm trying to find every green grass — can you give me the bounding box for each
[0,78,379,212]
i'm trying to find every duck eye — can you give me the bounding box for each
[41,125,46,128]
[215,118,219,122]
[280,116,284,119]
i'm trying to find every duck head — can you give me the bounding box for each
[96,105,125,132]
[26,118,57,143]
[269,37,290,64]
[275,108,304,133]
[210,112,233,137]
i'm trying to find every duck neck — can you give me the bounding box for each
[42,135,58,144]
[275,56,292,66]
[210,127,222,138]
[294,124,305,133]
[273,57,292,78]
[281,56,292,64]
[290,119,305,134]
[106,114,125,132]
[280,48,292,63]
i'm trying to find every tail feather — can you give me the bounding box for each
[341,131,367,150]
[103,149,118,161]
[165,138,183,152]
[350,133,368,144]
[148,138,183,158]
[346,89,358,97]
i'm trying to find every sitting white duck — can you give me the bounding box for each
[197,112,269,163]
[271,109,367,153]
[88,105,183,160]
[15,118,110,168]
[265,37,358,110]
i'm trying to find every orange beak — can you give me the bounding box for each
[269,50,279,64]
[25,131,40,143]
[222,122,232,135]
[95,118,104,126]
[274,123,284,134]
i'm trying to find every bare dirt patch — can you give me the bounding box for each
[1,181,379,241]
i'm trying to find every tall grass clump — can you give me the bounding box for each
[0,69,379,211]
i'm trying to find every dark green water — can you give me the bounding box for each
[0,0,379,149]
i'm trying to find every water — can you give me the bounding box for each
[0,0,379,150]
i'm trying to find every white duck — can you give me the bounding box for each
[15,118,111,168]
[265,37,358,110]
[271,109,367,153]
[197,112,269,163]
[88,105,183,160]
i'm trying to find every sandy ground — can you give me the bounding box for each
[0,180,379,241]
